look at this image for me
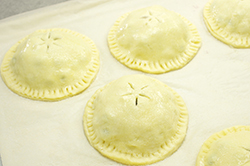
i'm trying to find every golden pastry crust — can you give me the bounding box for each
[204,0,250,48]
[0,28,99,101]
[196,126,250,166]
[83,75,188,165]
[108,5,201,74]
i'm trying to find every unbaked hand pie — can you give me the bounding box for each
[196,126,250,166]
[204,0,250,48]
[0,28,99,101]
[108,5,201,74]
[83,74,188,165]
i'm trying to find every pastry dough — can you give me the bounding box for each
[83,74,188,165]
[204,0,250,48]
[0,28,99,101]
[196,126,250,166]
[108,5,201,74]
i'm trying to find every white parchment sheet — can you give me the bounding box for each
[0,0,250,165]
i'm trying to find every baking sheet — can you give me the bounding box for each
[0,0,250,165]
[0,0,69,20]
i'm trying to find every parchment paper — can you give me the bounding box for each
[0,0,250,165]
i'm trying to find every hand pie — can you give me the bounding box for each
[108,5,201,74]
[196,126,250,166]
[1,28,99,101]
[83,74,188,165]
[204,0,250,48]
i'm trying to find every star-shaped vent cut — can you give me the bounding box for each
[36,32,62,53]
[140,10,162,25]
[122,82,150,106]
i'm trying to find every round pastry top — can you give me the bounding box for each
[204,0,250,47]
[1,28,99,100]
[196,126,250,166]
[84,74,188,165]
[108,5,201,73]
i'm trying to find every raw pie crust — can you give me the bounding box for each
[83,75,188,165]
[196,126,250,166]
[0,28,99,101]
[204,0,250,48]
[108,5,201,74]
